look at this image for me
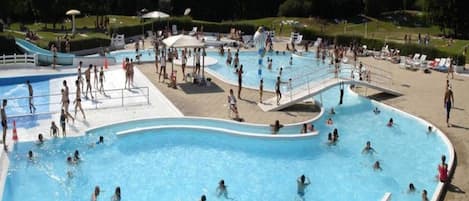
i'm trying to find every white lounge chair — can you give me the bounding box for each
[189,27,197,36]
[412,54,427,68]
[294,35,303,45]
[436,58,447,71]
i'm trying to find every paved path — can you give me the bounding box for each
[137,64,320,125]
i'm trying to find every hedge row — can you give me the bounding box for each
[48,37,111,52]
[298,28,466,65]
[111,17,258,38]
[0,36,20,55]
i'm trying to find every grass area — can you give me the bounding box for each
[3,15,139,49]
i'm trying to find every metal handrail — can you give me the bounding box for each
[0,86,150,118]
[279,63,394,102]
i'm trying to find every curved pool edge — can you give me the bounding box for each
[117,125,319,139]
[348,87,455,201]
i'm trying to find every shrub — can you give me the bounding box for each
[110,17,258,37]
[0,35,20,55]
[52,38,111,52]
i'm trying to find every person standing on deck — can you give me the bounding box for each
[1,99,8,151]
[444,87,454,127]
[26,80,36,113]
[85,65,94,99]
[237,65,244,99]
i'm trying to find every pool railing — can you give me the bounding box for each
[1,86,150,117]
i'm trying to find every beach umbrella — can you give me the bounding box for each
[142,11,170,33]
[184,8,191,16]
[65,9,81,34]
[141,11,170,19]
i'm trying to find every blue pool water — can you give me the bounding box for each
[3,86,449,201]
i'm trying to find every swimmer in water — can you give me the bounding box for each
[73,150,80,161]
[28,150,34,161]
[373,161,382,171]
[200,195,207,201]
[408,183,416,193]
[362,141,376,154]
[297,174,311,197]
[373,107,380,114]
[91,186,100,201]
[326,118,333,125]
[216,179,228,198]
[387,118,394,127]
[67,156,76,165]
[427,126,433,133]
[37,133,44,145]
[112,186,121,201]
[329,108,336,115]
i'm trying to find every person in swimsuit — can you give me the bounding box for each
[99,66,105,94]
[297,175,310,197]
[129,59,135,88]
[275,76,282,105]
[77,62,84,94]
[259,79,264,103]
[195,48,201,75]
[181,50,187,81]
[270,120,283,134]
[373,161,382,171]
[422,189,429,201]
[159,51,167,82]
[74,80,86,120]
[112,186,121,201]
[227,89,239,119]
[362,141,376,154]
[61,81,75,123]
[444,87,454,127]
[237,65,244,99]
[91,186,100,201]
[93,65,99,90]
[26,80,36,113]
[85,64,94,99]
[50,121,59,137]
[1,99,7,151]
[226,49,232,65]
[60,109,67,137]
[216,179,228,198]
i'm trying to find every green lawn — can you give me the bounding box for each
[234,16,469,62]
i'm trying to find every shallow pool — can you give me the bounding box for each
[3,86,449,201]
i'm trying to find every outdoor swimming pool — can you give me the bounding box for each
[3,86,450,201]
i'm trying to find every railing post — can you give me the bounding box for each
[2,54,4,64]
[24,53,27,63]
[13,53,16,64]
[121,89,124,106]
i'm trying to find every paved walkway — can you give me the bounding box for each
[137,64,320,124]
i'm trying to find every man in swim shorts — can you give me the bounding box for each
[1,99,7,151]
[444,87,454,127]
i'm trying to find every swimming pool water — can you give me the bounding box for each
[3,86,449,201]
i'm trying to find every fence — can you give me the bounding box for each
[1,86,150,118]
[0,53,37,65]
[282,62,394,102]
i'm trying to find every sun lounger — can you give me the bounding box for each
[189,27,197,36]
[436,58,447,71]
